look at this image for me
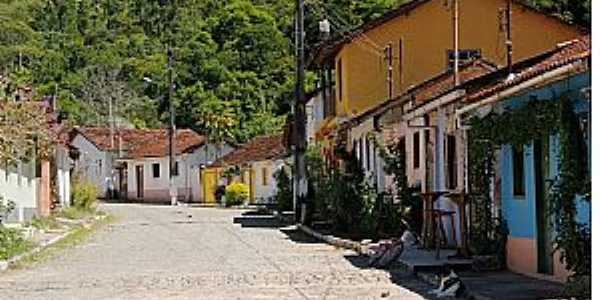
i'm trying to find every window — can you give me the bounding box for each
[262,167,269,186]
[172,161,179,176]
[513,145,525,196]
[446,134,457,189]
[337,59,343,102]
[413,132,420,169]
[447,49,482,69]
[359,138,364,168]
[152,163,160,178]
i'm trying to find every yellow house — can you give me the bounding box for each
[201,134,290,205]
[311,0,585,121]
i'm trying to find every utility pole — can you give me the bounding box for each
[160,0,177,206]
[294,0,308,223]
[506,0,513,75]
[453,0,460,87]
[168,47,177,206]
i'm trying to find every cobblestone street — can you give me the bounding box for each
[0,204,434,299]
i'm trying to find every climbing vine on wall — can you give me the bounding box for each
[467,92,590,281]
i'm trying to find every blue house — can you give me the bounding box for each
[457,37,590,281]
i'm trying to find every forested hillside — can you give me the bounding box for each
[0,0,590,143]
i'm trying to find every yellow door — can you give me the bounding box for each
[202,169,218,204]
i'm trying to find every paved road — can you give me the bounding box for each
[0,204,434,300]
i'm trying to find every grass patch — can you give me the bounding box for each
[10,214,114,270]
[0,228,34,260]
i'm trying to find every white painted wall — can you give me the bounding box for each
[251,159,288,204]
[349,118,386,192]
[71,134,113,198]
[306,92,325,143]
[0,160,38,222]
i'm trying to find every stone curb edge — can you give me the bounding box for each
[0,215,108,273]
[297,224,365,255]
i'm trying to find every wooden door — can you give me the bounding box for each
[534,138,553,275]
[135,165,144,199]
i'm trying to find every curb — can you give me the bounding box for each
[297,224,364,254]
[0,230,73,273]
[0,215,109,273]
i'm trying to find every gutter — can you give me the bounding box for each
[456,63,580,119]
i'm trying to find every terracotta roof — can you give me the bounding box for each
[464,36,590,103]
[309,0,587,67]
[340,59,497,128]
[74,127,206,159]
[211,134,289,168]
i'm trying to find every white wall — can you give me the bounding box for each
[306,92,325,143]
[251,159,288,204]
[0,160,38,222]
[71,134,112,197]
[349,118,386,192]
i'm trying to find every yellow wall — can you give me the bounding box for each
[334,0,582,117]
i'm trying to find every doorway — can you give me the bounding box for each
[135,165,144,199]
[534,138,553,275]
[119,166,128,200]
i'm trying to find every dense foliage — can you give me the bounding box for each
[225,182,250,206]
[274,167,294,212]
[1,0,587,144]
[72,179,98,211]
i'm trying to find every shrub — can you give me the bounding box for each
[0,227,31,260]
[274,168,293,212]
[225,183,250,207]
[0,197,15,223]
[72,180,98,211]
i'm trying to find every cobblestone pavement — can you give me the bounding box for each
[0,204,434,300]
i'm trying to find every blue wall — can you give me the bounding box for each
[498,72,590,240]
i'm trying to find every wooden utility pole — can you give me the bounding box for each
[294,0,308,223]
[453,0,460,87]
[506,0,513,75]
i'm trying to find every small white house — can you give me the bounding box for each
[206,134,291,205]
[70,127,232,203]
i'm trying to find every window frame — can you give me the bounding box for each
[152,163,160,179]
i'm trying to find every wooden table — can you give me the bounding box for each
[420,191,449,250]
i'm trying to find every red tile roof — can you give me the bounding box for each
[464,36,590,103]
[211,134,289,168]
[74,127,206,159]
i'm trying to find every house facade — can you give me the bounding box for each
[456,37,590,281]
[312,0,583,124]
[71,128,232,203]
[204,134,290,205]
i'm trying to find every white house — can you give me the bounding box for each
[205,134,291,205]
[70,127,232,203]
